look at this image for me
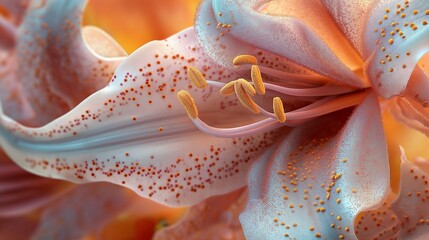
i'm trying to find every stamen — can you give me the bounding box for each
[187,66,207,89]
[273,97,286,123]
[177,90,198,119]
[233,55,258,66]
[188,91,368,138]
[263,83,355,97]
[256,65,327,86]
[234,80,260,114]
[251,65,266,95]
[237,78,256,96]
[219,81,236,95]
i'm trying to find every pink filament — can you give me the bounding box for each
[192,91,368,138]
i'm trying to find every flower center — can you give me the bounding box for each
[178,55,369,138]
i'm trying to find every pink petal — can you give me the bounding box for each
[31,183,139,240]
[154,188,247,240]
[356,148,429,239]
[0,28,278,206]
[364,0,429,98]
[0,0,30,25]
[387,66,429,136]
[16,0,126,126]
[415,157,429,174]
[0,153,72,218]
[240,93,390,239]
[195,0,366,88]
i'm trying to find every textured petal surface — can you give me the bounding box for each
[240,94,390,239]
[0,28,278,206]
[364,0,429,98]
[355,149,429,239]
[195,0,365,87]
[16,0,126,126]
[321,0,378,56]
[154,188,247,240]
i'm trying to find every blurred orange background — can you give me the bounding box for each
[83,0,201,53]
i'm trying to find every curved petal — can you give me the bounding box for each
[389,97,429,137]
[240,94,390,239]
[16,0,126,126]
[320,0,379,56]
[0,28,278,207]
[355,148,429,239]
[0,151,72,218]
[195,0,366,87]
[0,0,30,25]
[31,183,137,240]
[364,0,429,98]
[415,157,429,173]
[154,188,247,240]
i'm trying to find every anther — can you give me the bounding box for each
[273,97,286,123]
[251,65,266,95]
[187,66,207,89]
[234,80,260,114]
[237,78,256,96]
[233,55,257,66]
[219,81,236,95]
[177,90,198,119]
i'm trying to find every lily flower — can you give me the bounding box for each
[0,0,428,239]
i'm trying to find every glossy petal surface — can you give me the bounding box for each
[240,94,390,239]
[0,28,278,206]
[16,0,126,126]
[355,149,429,239]
[195,0,365,87]
[364,0,429,98]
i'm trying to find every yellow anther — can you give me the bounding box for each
[233,55,257,66]
[237,78,256,96]
[177,90,198,119]
[251,65,266,95]
[187,66,207,89]
[234,80,260,114]
[219,81,236,95]
[273,97,286,123]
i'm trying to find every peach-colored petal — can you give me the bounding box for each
[154,188,247,240]
[355,148,429,239]
[240,94,390,239]
[195,0,366,88]
[0,28,278,207]
[321,0,379,56]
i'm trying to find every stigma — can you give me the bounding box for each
[178,55,368,138]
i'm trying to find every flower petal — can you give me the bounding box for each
[240,93,390,239]
[195,0,365,87]
[31,183,137,240]
[0,151,71,218]
[16,0,126,126]
[0,28,278,206]
[320,0,379,56]
[154,188,247,240]
[364,0,429,98]
[0,0,30,25]
[387,65,429,137]
[355,148,429,239]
